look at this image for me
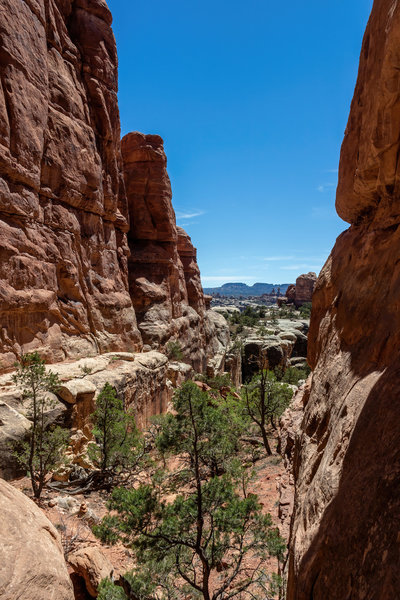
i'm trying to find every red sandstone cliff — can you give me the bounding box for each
[285,1,400,597]
[121,132,208,371]
[0,1,217,373]
[0,0,141,369]
[285,273,316,308]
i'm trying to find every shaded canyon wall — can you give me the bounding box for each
[285,1,400,598]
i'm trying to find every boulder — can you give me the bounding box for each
[0,402,31,479]
[68,546,113,598]
[167,361,193,387]
[294,272,316,308]
[0,478,74,600]
[58,380,97,405]
[204,310,230,376]
[241,319,309,380]
[285,284,296,303]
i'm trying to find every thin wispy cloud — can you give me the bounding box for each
[179,220,203,227]
[281,264,322,271]
[175,210,205,220]
[317,183,336,193]
[201,276,258,283]
[324,168,339,174]
[261,255,295,262]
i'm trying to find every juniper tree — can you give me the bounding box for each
[12,352,69,499]
[88,382,145,488]
[241,368,292,455]
[94,382,285,600]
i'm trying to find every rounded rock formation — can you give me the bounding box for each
[0,478,74,600]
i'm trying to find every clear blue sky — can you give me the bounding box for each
[107,0,373,287]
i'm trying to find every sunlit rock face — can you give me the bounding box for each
[294,272,316,307]
[286,1,400,598]
[121,132,210,372]
[0,477,74,600]
[0,2,223,374]
[0,0,142,370]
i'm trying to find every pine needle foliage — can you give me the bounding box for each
[94,382,285,600]
[12,352,69,499]
[88,383,145,487]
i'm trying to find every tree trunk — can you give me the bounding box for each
[260,425,273,455]
[202,569,211,600]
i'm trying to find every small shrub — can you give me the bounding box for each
[98,580,127,600]
[194,372,232,390]
[88,383,145,486]
[280,365,311,386]
[165,340,183,361]
[299,302,312,319]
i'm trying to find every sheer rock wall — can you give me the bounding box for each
[122,132,209,372]
[286,2,400,598]
[0,0,141,369]
[0,2,217,374]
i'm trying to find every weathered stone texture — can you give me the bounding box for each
[0,0,141,370]
[122,132,209,371]
[285,284,296,303]
[286,2,400,598]
[0,350,172,478]
[294,272,316,308]
[0,3,224,377]
[336,0,400,226]
[0,478,74,599]
[68,546,113,598]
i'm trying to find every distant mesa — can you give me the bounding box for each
[203,282,291,298]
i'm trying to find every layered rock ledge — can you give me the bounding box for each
[0,350,178,479]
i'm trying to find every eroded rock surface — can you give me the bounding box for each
[0,478,74,599]
[286,2,400,598]
[294,272,316,308]
[336,0,400,225]
[0,3,227,380]
[241,318,309,380]
[122,132,212,371]
[0,0,142,370]
[68,546,113,598]
[0,351,172,478]
[285,284,296,304]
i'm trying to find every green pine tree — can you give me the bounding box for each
[88,383,145,487]
[94,382,285,600]
[12,352,69,500]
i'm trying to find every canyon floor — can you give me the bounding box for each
[11,431,288,599]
